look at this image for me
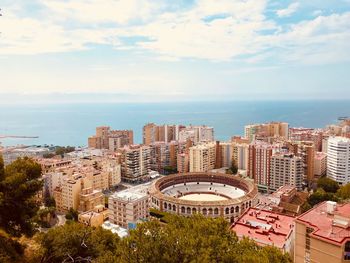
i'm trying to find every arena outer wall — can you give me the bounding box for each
[149,172,258,222]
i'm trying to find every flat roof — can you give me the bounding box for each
[296,201,350,245]
[231,207,295,249]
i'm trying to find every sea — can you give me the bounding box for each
[0,100,349,147]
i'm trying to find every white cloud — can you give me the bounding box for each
[276,2,300,17]
[0,0,349,66]
[270,13,350,64]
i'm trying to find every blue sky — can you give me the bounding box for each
[0,0,350,102]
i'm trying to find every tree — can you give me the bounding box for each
[42,153,55,159]
[116,213,291,263]
[308,188,338,207]
[37,222,120,263]
[227,159,238,175]
[65,208,78,221]
[317,177,339,193]
[0,155,4,181]
[337,183,350,200]
[55,146,75,156]
[0,230,23,263]
[0,157,43,237]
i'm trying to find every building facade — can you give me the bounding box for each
[270,153,304,191]
[327,137,350,185]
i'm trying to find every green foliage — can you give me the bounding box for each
[300,201,312,213]
[163,166,178,175]
[317,177,339,193]
[308,188,338,207]
[227,159,238,175]
[336,183,350,200]
[117,213,291,263]
[42,153,55,159]
[37,222,120,263]
[44,196,56,208]
[55,146,75,156]
[65,208,78,221]
[0,230,23,263]
[0,157,43,237]
[0,155,4,181]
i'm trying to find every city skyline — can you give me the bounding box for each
[1,0,350,102]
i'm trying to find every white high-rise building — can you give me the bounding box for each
[327,137,350,185]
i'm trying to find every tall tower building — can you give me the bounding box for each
[248,142,281,192]
[121,145,151,183]
[189,143,216,172]
[270,153,304,191]
[327,137,350,185]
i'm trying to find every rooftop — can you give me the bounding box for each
[110,181,152,201]
[231,207,295,249]
[296,201,350,246]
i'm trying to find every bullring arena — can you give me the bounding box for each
[149,172,258,222]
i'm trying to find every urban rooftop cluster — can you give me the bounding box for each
[1,119,350,263]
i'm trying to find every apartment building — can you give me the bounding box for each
[270,153,304,191]
[314,151,327,177]
[79,187,104,212]
[248,142,281,192]
[179,125,214,144]
[88,126,133,150]
[294,201,350,263]
[177,153,189,173]
[149,141,185,172]
[143,123,185,145]
[231,207,295,254]
[189,142,216,172]
[120,145,151,183]
[327,136,350,185]
[245,122,289,142]
[289,127,324,152]
[232,142,249,170]
[109,187,149,229]
[61,175,83,211]
[288,141,316,185]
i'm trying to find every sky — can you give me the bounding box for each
[0,0,350,103]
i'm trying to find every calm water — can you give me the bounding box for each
[0,100,349,146]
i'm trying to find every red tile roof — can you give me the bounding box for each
[296,201,350,246]
[230,207,295,249]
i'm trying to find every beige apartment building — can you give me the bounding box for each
[294,201,350,263]
[61,175,83,211]
[179,125,214,144]
[120,145,151,183]
[189,142,216,172]
[109,188,149,228]
[270,153,304,191]
[143,123,185,145]
[79,187,104,212]
[232,142,249,170]
[88,126,133,150]
[245,122,289,142]
[314,151,327,177]
[177,153,189,173]
[288,141,316,185]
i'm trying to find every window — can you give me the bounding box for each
[344,241,350,260]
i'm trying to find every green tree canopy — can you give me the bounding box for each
[0,157,43,237]
[117,214,291,263]
[337,183,350,200]
[317,177,339,193]
[37,222,120,263]
[65,208,78,221]
[308,188,338,207]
